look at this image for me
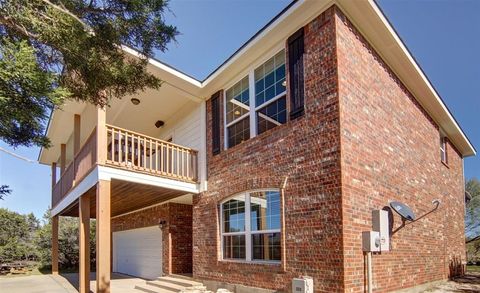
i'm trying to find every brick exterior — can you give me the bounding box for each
[111,202,193,275]
[335,8,466,293]
[197,6,344,292]
[196,4,467,293]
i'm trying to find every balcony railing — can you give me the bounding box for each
[105,124,198,183]
[52,128,97,207]
[52,124,199,208]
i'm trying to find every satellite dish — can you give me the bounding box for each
[390,201,416,221]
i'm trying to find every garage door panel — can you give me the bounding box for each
[113,226,162,280]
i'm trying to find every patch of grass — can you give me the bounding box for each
[0,264,84,278]
[467,265,480,273]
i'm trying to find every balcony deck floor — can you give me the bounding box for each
[60,179,186,218]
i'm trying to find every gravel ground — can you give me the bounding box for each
[423,273,480,293]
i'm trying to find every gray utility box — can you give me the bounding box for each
[362,231,380,252]
[292,276,314,293]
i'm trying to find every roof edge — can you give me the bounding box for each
[367,0,476,157]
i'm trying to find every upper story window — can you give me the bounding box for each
[440,135,448,164]
[224,49,287,149]
[221,190,281,262]
[255,51,287,135]
[226,76,250,148]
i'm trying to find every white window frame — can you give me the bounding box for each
[440,135,447,164]
[220,189,281,264]
[223,47,287,149]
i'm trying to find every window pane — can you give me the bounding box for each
[227,117,250,148]
[256,96,287,135]
[254,50,286,107]
[440,137,447,162]
[223,195,246,232]
[250,190,281,231]
[251,233,281,261]
[223,235,246,260]
[226,76,250,124]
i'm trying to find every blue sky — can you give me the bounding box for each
[0,0,479,219]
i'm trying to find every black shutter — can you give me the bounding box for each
[211,92,221,155]
[288,27,305,119]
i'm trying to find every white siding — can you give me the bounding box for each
[158,101,201,150]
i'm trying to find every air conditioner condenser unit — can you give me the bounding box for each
[292,276,314,293]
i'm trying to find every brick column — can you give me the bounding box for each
[96,179,111,293]
[79,194,90,293]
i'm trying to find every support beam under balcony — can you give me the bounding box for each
[96,179,111,293]
[51,162,59,275]
[79,194,90,293]
[51,215,59,275]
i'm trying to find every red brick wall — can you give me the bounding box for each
[197,7,344,292]
[335,7,466,293]
[169,203,193,274]
[111,202,193,275]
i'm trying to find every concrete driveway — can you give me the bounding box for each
[0,273,147,293]
[0,274,77,293]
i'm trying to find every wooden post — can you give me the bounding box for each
[52,215,59,275]
[96,107,107,165]
[96,180,111,293]
[51,162,57,187]
[51,162,59,275]
[74,114,81,155]
[79,194,90,293]
[60,144,66,174]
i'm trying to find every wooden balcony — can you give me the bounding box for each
[52,124,199,208]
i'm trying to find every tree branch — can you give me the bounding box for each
[40,0,94,35]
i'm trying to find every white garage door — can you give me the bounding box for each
[113,226,162,279]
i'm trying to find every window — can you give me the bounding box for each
[221,190,281,262]
[254,50,287,135]
[440,136,447,164]
[226,76,250,148]
[224,49,287,148]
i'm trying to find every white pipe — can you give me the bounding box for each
[367,251,373,293]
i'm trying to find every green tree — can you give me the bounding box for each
[466,178,480,243]
[0,185,10,200]
[0,0,177,148]
[36,209,96,269]
[0,208,35,263]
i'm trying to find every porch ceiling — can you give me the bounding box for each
[60,179,186,218]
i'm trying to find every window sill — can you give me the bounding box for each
[219,259,281,266]
[441,160,449,168]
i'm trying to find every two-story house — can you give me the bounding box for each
[38,0,476,292]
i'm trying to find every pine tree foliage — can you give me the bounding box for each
[0,0,178,148]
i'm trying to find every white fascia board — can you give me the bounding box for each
[121,46,202,88]
[98,165,200,194]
